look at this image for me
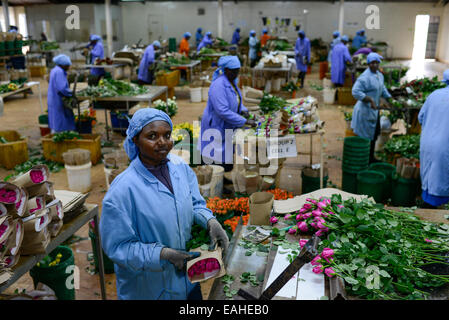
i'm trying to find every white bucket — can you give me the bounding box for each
[199,183,211,198]
[264,80,272,93]
[201,87,209,102]
[190,87,202,103]
[322,78,333,89]
[272,78,281,92]
[65,162,92,193]
[209,165,224,198]
[323,88,336,104]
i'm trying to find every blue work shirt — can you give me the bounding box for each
[327,37,341,62]
[138,44,156,83]
[200,74,248,164]
[295,37,311,72]
[100,153,215,300]
[47,66,76,132]
[352,35,367,50]
[418,86,449,199]
[351,68,391,140]
[197,35,213,52]
[248,36,258,60]
[89,41,105,77]
[196,32,203,47]
[330,42,352,85]
[231,31,240,45]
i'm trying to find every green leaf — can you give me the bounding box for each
[256,251,268,257]
[379,270,391,278]
[231,290,238,295]
[245,251,253,256]
[388,219,399,227]
[344,276,359,285]
[338,213,353,224]
[200,244,209,250]
[319,296,329,300]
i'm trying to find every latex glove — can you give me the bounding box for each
[241,110,250,118]
[160,248,201,271]
[207,218,230,256]
[245,119,257,128]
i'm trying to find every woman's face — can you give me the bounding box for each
[133,120,173,165]
[225,68,240,83]
[369,61,379,73]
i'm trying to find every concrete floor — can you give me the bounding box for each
[0,59,446,300]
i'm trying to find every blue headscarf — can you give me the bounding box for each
[124,108,173,160]
[212,56,241,82]
[250,30,256,36]
[341,35,349,42]
[197,28,202,33]
[152,40,161,48]
[333,30,340,37]
[236,28,240,33]
[262,28,268,34]
[184,32,191,38]
[298,30,305,37]
[443,69,449,85]
[367,52,383,64]
[206,31,212,37]
[53,54,72,66]
[90,34,102,41]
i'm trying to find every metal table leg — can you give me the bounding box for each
[93,214,107,300]
[104,108,110,141]
[309,133,313,166]
[320,132,324,189]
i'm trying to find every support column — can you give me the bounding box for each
[2,0,10,32]
[105,0,113,57]
[338,0,344,35]
[217,0,223,38]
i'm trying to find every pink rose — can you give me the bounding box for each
[299,239,308,248]
[288,227,297,235]
[303,203,312,210]
[299,208,308,214]
[337,204,344,209]
[296,214,304,221]
[310,222,318,230]
[321,248,334,260]
[312,265,324,274]
[270,216,278,224]
[284,214,291,220]
[310,255,321,266]
[317,201,327,210]
[303,211,312,219]
[324,267,336,278]
[297,221,308,232]
[312,209,322,218]
[424,238,432,243]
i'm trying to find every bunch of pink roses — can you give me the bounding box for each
[299,242,337,278]
[285,197,337,237]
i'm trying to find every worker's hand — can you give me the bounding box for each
[370,99,378,110]
[246,119,257,128]
[160,248,201,271]
[207,218,230,257]
[241,110,250,118]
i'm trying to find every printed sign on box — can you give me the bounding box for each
[266,135,297,159]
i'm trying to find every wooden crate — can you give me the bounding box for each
[156,70,180,88]
[0,130,29,169]
[29,66,47,77]
[337,87,357,105]
[41,133,102,165]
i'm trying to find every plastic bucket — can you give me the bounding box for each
[342,169,358,194]
[190,87,202,103]
[322,77,332,88]
[272,78,281,92]
[89,229,115,274]
[29,246,76,300]
[342,163,369,172]
[39,124,51,137]
[199,183,211,198]
[65,162,92,193]
[323,88,336,104]
[369,162,396,200]
[201,87,209,102]
[301,170,328,194]
[344,136,371,148]
[209,165,224,198]
[357,170,386,203]
[391,175,419,206]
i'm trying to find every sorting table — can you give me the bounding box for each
[0,203,107,300]
[0,81,44,113]
[169,60,201,82]
[252,62,293,88]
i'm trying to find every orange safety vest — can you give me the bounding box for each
[179,38,190,56]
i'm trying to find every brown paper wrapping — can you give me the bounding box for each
[4,254,20,268]
[48,220,63,238]
[5,188,29,218]
[186,247,226,284]
[0,182,21,205]
[193,166,213,185]
[47,201,64,221]
[0,216,13,244]
[25,196,46,218]
[244,171,261,195]
[8,219,24,256]
[26,182,55,203]
[21,211,51,255]
[11,165,50,189]
[249,192,274,226]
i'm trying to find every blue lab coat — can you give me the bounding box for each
[327,37,341,62]
[196,31,203,47]
[197,35,213,52]
[138,44,156,84]
[100,153,215,300]
[89,41,105,77]
[330,42,352,85]
[231,30,240,45]
[351,68,391,140]
[295,37,311,72]
[352,35,367,50]
[248,36,258,60]
[418,86,449,200]
[200,74,248,164]
[47,66,76,132]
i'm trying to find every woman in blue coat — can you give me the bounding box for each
[195,28,203,47]
[87,34,105,77]
[248,30,258,67]
[330,35,352,87]
[295,30,311,89]
[327,30,341,62]
[100,108,229,300]
[351,53,391,163]
[418,69,449,208]
[138,41,161,85]
[199,56,256,171]
[231,28,241,45]
[47,54,76,133]
[352,29,367,50]
[197,31,213,52]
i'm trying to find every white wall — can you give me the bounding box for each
[436,4,449,64]
[120,1,445,59]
